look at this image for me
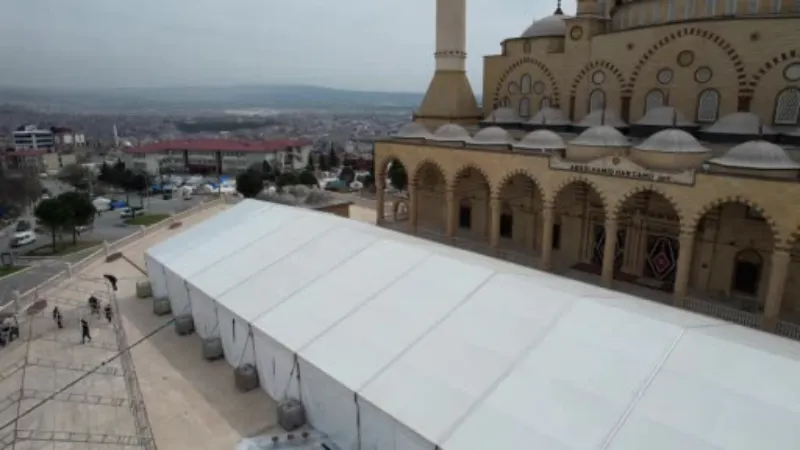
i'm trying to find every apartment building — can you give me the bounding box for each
[13,125,54,151]
[122,138,312,175]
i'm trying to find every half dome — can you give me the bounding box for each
[393,122,430,139]
[701,112,776,136]
[430,124,470,142]
[468,126,515,146]
[577,109,628,128]
[570,126,630,147]
[708,140,800,169]
[484,107,520,124]
[635,129,708,153]
[527,107,571,126]
[635,107,696,127]
[514,129,565,150]
[521,13,569,38]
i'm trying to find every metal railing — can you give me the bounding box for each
[683,297,761,329]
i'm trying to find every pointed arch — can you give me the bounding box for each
[450,164,492,191]
[493,57,560,107]
[549,175,610,211]
[689,196,781,244]
[411,159,449,187]
[495,169,545,199]
[749,49,800,91]
[569,60,626,97]
[612,185,685,228]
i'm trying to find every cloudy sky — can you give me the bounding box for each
[0,0,572,92]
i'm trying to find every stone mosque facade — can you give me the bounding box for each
[373,0,800,335]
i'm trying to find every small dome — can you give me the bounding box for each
[635,107,696,127]
[702,112,776,136]
[708,140,800,169]
[484,107,520,124]
[521,13,569,38]
[635,129,708,153]
[393,122,430,139]
[514,129,565,150]
[570,126,630,147]
[528,107,571,126]
[430,123,470,142]
[469,126,515,146]
[577,109,628,128]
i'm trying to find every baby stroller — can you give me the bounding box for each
[0,312,20,347]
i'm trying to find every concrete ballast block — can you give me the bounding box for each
[152,297,171,316]
[234,363,259,392]
[174,315,195,335]
[202,337,224,360]
[277,399,307,431]
[136,281,153,298]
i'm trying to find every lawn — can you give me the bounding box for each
[26,240,101,257]
[124,214,170,226]
[0,265,27,278]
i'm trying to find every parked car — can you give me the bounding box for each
[119,206,145,219]
[11,230,36,248]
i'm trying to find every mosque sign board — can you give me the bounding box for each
[548,155,695,186]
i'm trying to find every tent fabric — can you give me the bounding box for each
[149,199,800,450]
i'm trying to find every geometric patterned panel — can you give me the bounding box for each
[696,89,719,123]
[592,224,625,269]
[774,87,800,125]
[644,235,679,284]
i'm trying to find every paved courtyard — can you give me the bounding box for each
[0,202,281,449]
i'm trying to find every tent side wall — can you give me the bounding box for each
[357,397,435,450]
[217,305,257,368]
[145,252,168,299]
[252,329,300,402]
[297,358,360,450]
[164,266,192,316]
[187,284,221,339]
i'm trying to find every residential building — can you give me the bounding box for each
[13,125,54,151]
[374,0,800,334]
[122,138,313,175]
[3,149,45,171]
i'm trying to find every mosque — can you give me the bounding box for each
[373,0,800,334]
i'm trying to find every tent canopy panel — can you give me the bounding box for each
[147,200,267,261]
[189,215,337,298]
[218,226,379,322]
[359,273,577,445]
[299,254,494,393]
[253,239,430,352]
[164,205,300,278]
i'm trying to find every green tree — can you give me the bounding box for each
[0,168,42,210]
[236,170,264,198]
[327,148,340,169]
[276,172,299,190]
[120,170,148,216]
[339,166,356,185]
[316,153,329,172]
[34,198,69,253]
[297,170,318,187]
[57,192,96,244]
[57,164,90,190]
[387,161,408,190]
[305,157,315,172]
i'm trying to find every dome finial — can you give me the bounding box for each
[555,0,563,15]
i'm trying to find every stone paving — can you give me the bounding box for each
[0,202,280,450]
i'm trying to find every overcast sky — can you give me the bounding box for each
[0,0,572,93]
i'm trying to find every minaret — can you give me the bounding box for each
[415,0,482,128]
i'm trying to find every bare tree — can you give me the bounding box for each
[0,167,42,210]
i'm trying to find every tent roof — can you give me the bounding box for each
[155,200,800,450]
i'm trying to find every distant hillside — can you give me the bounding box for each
[0,84,424,113]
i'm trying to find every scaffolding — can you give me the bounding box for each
[0,274,156,449]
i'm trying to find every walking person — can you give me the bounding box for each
[88,296,100,317]
[52,306,63,329]
[80,318,92,344]
[103,303,113,323]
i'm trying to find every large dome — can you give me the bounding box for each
[520,12,569,38]
[469,126,515,146]
[393,122,430,139]
[514,129,565,150]
[430,124,470,142]
[577,109,628,128]
[635,107,696,127]
[708,140,800,169]
[635,129,708,153]
[484,107,520,124]
[528,107,571,126]
[702,112,776,136]
[570,126,630,147]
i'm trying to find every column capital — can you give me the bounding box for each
[773,246,792,257]
[679,228,695,239]
[542,200,555,211]
[408,180,418,188]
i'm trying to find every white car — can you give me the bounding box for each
[119,207,145,219]
[11,231,36,248]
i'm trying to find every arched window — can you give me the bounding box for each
[653,1,660,23]
[589,89,606,112]
[749,0,759,13]
[520,74,532,94]
[696,89,720,123]
[726,0,737,14]
[645,89,665,113]
[667,0,675,20]
[685,0,695,18]
[774,87,800,125]
[707,0,716,15]
[732,249,762,296]
[519,97,531,118]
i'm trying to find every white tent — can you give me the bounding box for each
[148,200,800,450]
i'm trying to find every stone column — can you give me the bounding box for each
[408,181,418,234]
[601,216,618,287]
[445,186,457,238]
[762,246,791,331]
[375,181,386,225]
[489,195,501,248]
[541,201,555,271]
[673,230,695,306]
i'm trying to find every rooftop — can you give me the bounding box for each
[123,138,313,155]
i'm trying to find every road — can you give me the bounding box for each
[0,188,209,305]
